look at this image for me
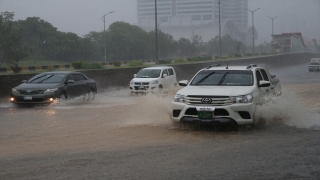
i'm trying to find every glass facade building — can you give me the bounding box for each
[137,0,248,29]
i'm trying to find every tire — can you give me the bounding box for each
[158,85,163,93]
[87,90,95,101]
[59,92,67,103]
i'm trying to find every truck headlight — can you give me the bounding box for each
[150,80,158,84]
[130,80,134,85]
[231,93,253,104]
[43,88,58,94]
[12,88,19,94]
[174,94,187,103]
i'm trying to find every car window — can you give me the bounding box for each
[162,69,168,78]
[256,70,263,84]
[190,70,253,86]
[260,69,270,81]
[136,69,161,78]
[67,74,77,81]
[75,74,87,81]
[168,68,174,76]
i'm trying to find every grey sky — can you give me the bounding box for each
[1,0,319,43]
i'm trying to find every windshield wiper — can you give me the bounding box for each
[28,75,49,83]
[195,72,215,85]
[37,75,54,83]
[218,72,229,85]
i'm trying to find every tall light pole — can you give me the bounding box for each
[218,0,222,57]
[101,11,114,64]
[155,0,159,64]
[246,8,260,54]
[157,21,166,59]
[267,15,279,35]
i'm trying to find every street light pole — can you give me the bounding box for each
[101,11,114,64]
[267,15,279,35]
[218,0,222,58]
[246,8,260,54]
[155,0,159,64]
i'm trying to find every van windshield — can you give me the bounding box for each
[136,69,161,78]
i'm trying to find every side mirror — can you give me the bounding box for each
[67,80,75,84]
[163,74,168,78]
[134,74,137,78]
[179,80,188,87]
[22,80,27,83]
[259,80,271,87]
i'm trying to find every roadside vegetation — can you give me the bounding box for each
[2,11,313,73]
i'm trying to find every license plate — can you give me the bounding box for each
[24,96,32,100]
[138,86,145,89]
[198,111,213,119]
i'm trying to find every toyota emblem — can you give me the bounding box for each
[201,98,212,104]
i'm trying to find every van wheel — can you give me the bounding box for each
[158,85,163,92]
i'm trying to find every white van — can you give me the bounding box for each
[129,66,177,93]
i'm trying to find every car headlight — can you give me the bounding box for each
[43,88,58,94]
[174,94,187,103]
[150,80,159,84]
[12,88,19,94]
[231,93,253,104]
[130,80,134,85]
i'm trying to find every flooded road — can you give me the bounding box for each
[1,63,320,179]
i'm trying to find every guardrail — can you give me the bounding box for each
[0,60,156,73]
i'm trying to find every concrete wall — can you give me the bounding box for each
[1,52,319,98]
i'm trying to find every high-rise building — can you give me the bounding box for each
[137,0,248,29]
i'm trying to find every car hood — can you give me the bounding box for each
[16,83,61,90]
[132,78,159,82]
[177,86,255,96]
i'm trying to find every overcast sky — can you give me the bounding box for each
[1,0,320,43]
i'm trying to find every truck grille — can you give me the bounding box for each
[185,95,232,106]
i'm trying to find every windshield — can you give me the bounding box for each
[28,74,66,83]
[190,70,253,86]
[310,62,319,65]
[136,69,161,78]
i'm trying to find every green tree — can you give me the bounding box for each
[0,12,31,72]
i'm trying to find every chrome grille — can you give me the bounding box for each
[19,90,43,95]
[134,82,149,85]
[185,96,232,106]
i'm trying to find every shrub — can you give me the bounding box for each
[173,58,186,64]
[128,60,144,67]
[114,61,121,67]
[159,59,172,64]
[72,61,103,69]
[84,63,103,69]
[71,61,84,69]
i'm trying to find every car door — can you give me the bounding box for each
[65,74,78,97]
[75,73,89,95]
[167,68,177,87]
[255,69,271,95]
[161,69,169,88]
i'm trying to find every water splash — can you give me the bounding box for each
[254,88,320,130]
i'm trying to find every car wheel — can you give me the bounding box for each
[59,93,67,102]
[158,85,163,93]
[87,90,95,101]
